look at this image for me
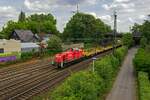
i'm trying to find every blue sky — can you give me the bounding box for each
[0,0,150,32]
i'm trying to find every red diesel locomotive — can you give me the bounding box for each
[52,48,84,68]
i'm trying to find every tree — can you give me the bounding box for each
[122,33,133,48]
[0,13,59,39]
[18,11,26,22]
[140,37,147,48]
[47,35,62,52]
[132,15,150,44]
[63,13,111,43]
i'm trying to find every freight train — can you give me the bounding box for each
[52,44,121,68]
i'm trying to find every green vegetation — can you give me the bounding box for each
[32,47,128,100]
[47,35,62,52]
[133,48,150,75]
[140,37,147,48]
[0,12,59,39]
[0,52,20,58]
[63,13,112,43]
[132,16,150,44]
[52,71,104,100]
[122,33,133,48]
[138,72,150,100]
[133,27,150,99]
[114,46,128,63]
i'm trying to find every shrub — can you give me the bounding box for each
[133,48,150,74]
[140,37,147,48]
[95,56,114,88]
[122,33,133,48]
[138,72,150,100]
[47,35,62,52]
[94,54,120,88]
[21,52,33,60]
[114,46,127,64]
[51,71,104,100]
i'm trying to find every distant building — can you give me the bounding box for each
[38,32,51,42]
[10,30,40,43]
[21,43,40,52]
[0,39,21,53]
[132,32,142,45]
[105,32,123,38]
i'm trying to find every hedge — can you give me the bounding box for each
[133,48,150,74]
[138,72,150,100]
[49,46,128,100]
[114,46,128,63]
[51,71,104,100]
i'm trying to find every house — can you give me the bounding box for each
[0,39,21,53]
[10,30,40,43]
[38,32,51,42]
[21,43,40,52]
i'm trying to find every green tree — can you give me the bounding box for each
[47,35,62,52]
[63,13,111,43]
[132,15,150,44]
[140,20,150,43]
[26,13,58,34]
[0,13,59,39]
[122,33,133,48]
[18,11,26,22]
[140,37,147,48]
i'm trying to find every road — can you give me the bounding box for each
[106,48,137,100]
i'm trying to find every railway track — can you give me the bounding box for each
[0,59,50,76]
[0,62,51,83]
[0,47,117,100]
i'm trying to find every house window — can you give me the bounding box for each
[0,48,4,53]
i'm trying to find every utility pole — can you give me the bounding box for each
[113,10,117,55]
[77,4,79,13]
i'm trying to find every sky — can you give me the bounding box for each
[0,0,150,32]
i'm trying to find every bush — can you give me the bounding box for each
[133,48,150,74]
[138,72,150,100]
[95,56,115,88]
[140,37,147,48]
[114,46,127,64]
[47,35,62,52]
[21,52,34,60]
[51,71,104,100]
[122,33,133,48]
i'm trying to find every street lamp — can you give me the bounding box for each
[92,57,97,72]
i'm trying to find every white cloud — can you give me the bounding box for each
[114,0,130,3]
[128,17,135,23]
[0,6,17,18]
[99,15,112,22]
[102,4,110,10]
[139,15,147,20]
[123,8,135,12]
[120,3,135,8]
[87,0,97,5]
[24,0,52,11]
